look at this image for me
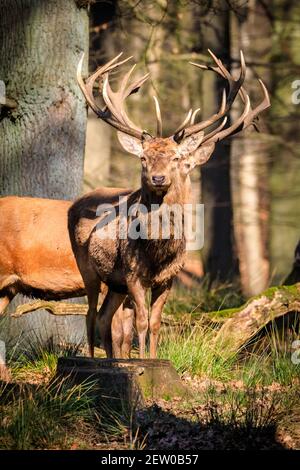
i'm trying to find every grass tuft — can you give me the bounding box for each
[0,376,95,449]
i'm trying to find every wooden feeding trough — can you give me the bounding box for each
[56,356,188,405]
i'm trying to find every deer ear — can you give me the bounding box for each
[177,131,204,156]
[180,143,215,175]
[193,143,215,166]
[117,131,143,157]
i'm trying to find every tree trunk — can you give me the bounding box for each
[0,0,88,199]
[230,0,272,296]
[0,0,89,349]
[84,110,111,191]
[269,1,300,283]
[83,3,115,192]
[283,240,300,285]
[198,3,238,283]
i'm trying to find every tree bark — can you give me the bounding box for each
[214,284,300,353]
[197,2,238,282]
[0,0,89,349]
[283,240,300,285]
[230,0,272,296]
[0,0,88,199]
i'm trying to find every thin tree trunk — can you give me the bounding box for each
[230,0,272,296]
[199,4,237,282]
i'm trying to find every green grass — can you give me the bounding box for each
[9,337,83,384]
[198,384,298,449]
[158,318,300,386]
[158,322,237,380]
[93,396,146,450]
[0,376,95,449]
[2,340,145,450]
[159,281,300,387]
[1,282,299,449]
[164,279,245,318]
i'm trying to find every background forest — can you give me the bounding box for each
[1,0,300,345]
[1,0,300,451]
[84,0,300,297]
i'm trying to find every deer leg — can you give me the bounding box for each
[111,305,124,358]
[127,280,148,358]
[85,281,101,358]
[97,290,126,358]
[121,296,134,358]
[0,296,11,382]
[150,283,172,358]
[0,295,11,315]
[111,297,134,358]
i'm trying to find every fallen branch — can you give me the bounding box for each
[10,284,300,355]
[12,300,88,318]
[214,284,300,352]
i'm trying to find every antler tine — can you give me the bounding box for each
[102,75,120,121]
[174,109,193,135]
[121,69,150,130]
[174,107,200,135]
[195,52,270,144]
[77,52,150,140]
[181,88,227,137]
[190,108,201,125]
[84,53,133,103]
[118,63,150,98]
[202,116,228,143]
[203,74,269,141]
[190,61,248,105]
[153,96,163,137]
[242,79,270,129]
[207,49,246,108]
[204,50,248,104]
[102,63,151,133]
[205,94,251,144]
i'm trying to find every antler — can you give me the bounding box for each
[77,53,151,140]
[191,50,270,142]
[174,50,246,141]
[77,51,270,146]
[172,50,270,145]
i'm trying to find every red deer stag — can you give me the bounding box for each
[69,50,270,359]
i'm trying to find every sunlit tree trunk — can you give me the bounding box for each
[84,3,115,191]
[230,0,272,296]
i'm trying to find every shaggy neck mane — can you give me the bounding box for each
[128,175,191,269]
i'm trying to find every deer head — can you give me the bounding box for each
[77,50,270,195]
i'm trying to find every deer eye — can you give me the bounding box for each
[172,157,180,162]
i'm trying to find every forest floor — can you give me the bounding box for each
[1,283,300,450]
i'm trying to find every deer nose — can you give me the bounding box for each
[152,175,166,185]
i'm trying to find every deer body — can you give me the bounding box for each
[0,196,87,313]
[71,50,270,359]
[69,143,193,357]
